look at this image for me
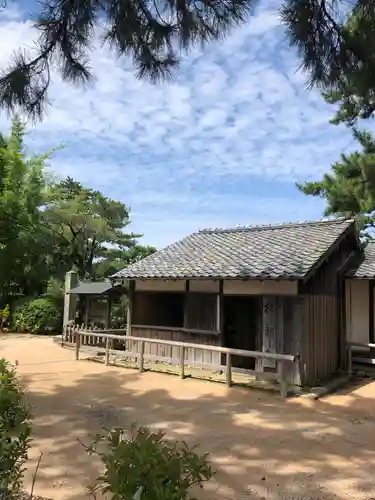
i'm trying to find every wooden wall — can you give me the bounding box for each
[130,326,222,366]
[299,229,358,385]
[301,295,339,385]
[304,231,358,295]
[282,297,303,386]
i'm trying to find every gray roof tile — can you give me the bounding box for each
[70,282,113,295]
[346,242,375,278]
[112,218,354,280]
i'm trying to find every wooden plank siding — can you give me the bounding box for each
[299,230,358,386]
[130,326,222,366]
[282,297,303,386]
[301,295,339,385]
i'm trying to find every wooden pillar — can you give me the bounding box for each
[105,296,111,329]
[369,280,374,343]
[216,280,223,333]
[183,280,190,328]
[337,276,347,370]
[127,281,134,335]
[85,296,90,328]
[63,270,78,328]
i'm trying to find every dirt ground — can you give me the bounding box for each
[2,335,375,500]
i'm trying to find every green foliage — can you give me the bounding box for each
[110,296,128,329]
[0,119,152,306]
[0,0,250,119]
[43,177,142,279]
[0,305,10,331]
[280,1,375,114]
[88,425,213,500]
[0,359,32,499]
[322,12,375,125]
[13,298,62,334]
[297,128,375,238]
[93,245,157,280]
[0,116,52,305]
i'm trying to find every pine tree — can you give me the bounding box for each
[0,0,250,119]
[297,128,375,238]
[2,0,375,119]
[322,12,375,125]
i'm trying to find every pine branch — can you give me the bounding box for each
[0,0,252,119]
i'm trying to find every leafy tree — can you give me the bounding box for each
[93,245,156,280]
[1,0,375,119]
[43,177,144,279]
[297,128,375,238]
[0,119,152,308]
[0,117,52,305]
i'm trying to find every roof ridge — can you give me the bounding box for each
[198,217,354,234]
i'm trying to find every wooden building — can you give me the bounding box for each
[345,241,375,363]
[64,274,126,329]
[111,218,360,387]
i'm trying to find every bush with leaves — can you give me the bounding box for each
[0,305,10,332]
[87,425,213,500]
[0,359,32,499]
[13,297,62,334]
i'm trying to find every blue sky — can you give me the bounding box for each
[0,0,360,248]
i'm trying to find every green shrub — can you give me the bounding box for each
[13,297,62,334]
[88,424,213,500]
[0,359,32,499]
[0,305,10,331]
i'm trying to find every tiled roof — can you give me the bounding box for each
[70,281,113,295]
[112,218,354,281]
[346,242,375,278]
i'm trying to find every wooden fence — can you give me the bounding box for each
[62,324,127,347]
[72,329,295,397]
[347,341,375,374]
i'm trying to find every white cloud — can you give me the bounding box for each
[0,1,359,248]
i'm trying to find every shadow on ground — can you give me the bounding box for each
[16,354,375,500]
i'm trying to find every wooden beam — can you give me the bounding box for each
[183,280,190,328]
[370,280,374,343]
[84,296,90,327]
[105,297,111,329]
[216,280,223,333]
[127,280,135,335]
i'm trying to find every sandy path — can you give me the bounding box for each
[1,335,375,500]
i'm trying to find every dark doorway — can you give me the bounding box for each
[222,296,260,369]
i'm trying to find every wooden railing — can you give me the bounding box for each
[62,324,127,345]
[346,341,375,373]
[73,329,295,397]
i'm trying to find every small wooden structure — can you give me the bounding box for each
[63,273,126,329]
[111,218,360,387]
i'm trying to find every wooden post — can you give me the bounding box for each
[105,297,111,329]
[216,280,223,333]
[180,346,185,379]
[370,281,374,343]
[226,353,232,387]
[278,360,287,398]
[75,331,81,360]
[183,280,190,328]
[105,337,110,366]
[347,345,352,376]
[85,296,90,329]
[139,341,145,372]
[127,281,134,336]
